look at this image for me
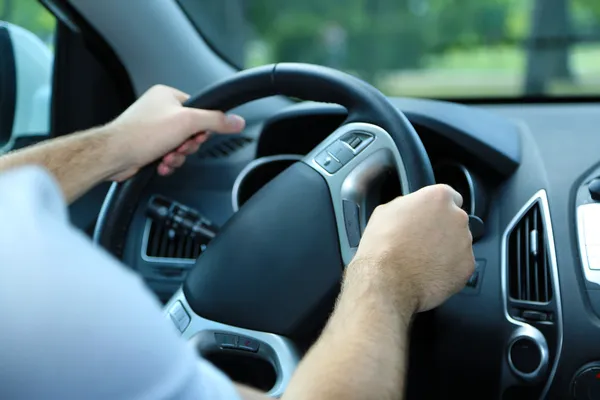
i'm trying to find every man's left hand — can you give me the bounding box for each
[105,85,246,181]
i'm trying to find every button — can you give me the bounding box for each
[315,151,342,174]
[238,336,260,352]
[590,179,600,201]
[509,337,542,374]
[168,301,190,333]
[342,200,361,248]
[466,270,479,287]
[582,205,600,245]
[588,245,600,259]
[215,333,239,349]
[573,367,600,400]
[326,141,354,165]
[521,310,549,321]
[342,132,373,151]
[348,136,362,149]
[588,256,600,270]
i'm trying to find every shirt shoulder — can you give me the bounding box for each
[0,166,241,400]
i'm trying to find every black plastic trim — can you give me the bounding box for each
[0,25,16,147]
[40,0,135,138]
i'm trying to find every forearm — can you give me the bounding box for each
[0,126,126,203]
[283,261,414,400]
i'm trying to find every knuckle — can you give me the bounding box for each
[179,108,197,127]
[372,204,386,217]
[149,84,167,93]
[428,184,453,202]
[457,208,469,224]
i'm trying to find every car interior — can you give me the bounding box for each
[2,0,600,399]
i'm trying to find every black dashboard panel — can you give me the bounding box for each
[115,96,600,399]
[484,103,600,399]
[258,100,521,178]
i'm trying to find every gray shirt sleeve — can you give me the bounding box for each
[0,166,241,400]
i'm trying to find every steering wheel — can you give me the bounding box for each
[95,63,435,397]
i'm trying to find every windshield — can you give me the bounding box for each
[178,0,600,100]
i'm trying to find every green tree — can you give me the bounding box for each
[0,0,55,43]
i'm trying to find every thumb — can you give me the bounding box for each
[182,109,246,135]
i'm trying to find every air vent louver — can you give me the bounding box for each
[145,220,208,260]
[197,136,253,159]
[508,202,553,303]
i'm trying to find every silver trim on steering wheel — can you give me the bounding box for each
[165,289,300,398]
[302,122,410,265]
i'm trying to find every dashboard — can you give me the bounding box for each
[114,97,600,399]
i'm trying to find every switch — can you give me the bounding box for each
[521,310,549,322]
[238,336,260,352]
[327,141,354,165]
[168,301,191,333]
[342,132,374,151]
[347,136,362,149]
[215,333,239,349]
[315,151,342,174]
[509,337,542,374]
[589,179,600,201]
[466,270,479,287]
[342,200,361,248]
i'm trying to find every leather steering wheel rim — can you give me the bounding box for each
[95,63,434,253]
[95,62,434,334]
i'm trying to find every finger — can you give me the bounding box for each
[170,88,191,103]
[436,184,463,209]
[195,133,210,143]
[163,153,186,168]
[183,109,245,134]
[177,141,191,153]
[177,134,207,153]
[451,189,463,209]
[157,163,174,176]
[179,142,201,156]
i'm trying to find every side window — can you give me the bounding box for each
[0,0,55,153]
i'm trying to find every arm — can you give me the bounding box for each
[0,85,245,203]
[283,263,414,400]
[281,185,474,400]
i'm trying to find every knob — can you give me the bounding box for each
[589,179,600,201]
[507,325,548,382]
[572,363,600,400]
[509,337,542,374]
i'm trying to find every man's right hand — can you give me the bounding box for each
[283,184,474,400]
[351,184,475,314]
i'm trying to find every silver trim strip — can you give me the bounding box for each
[303,122,409,265]
[576,203,600,285]
[500,190,562,397]
[93,182,119,244]
[165,290,300,398]
[232,154,303,212]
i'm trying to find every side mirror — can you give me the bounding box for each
[0,22,52,149]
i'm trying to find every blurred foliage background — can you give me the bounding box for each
[184,0,600,98]
[0,0,54,45]
[4,0,600,99]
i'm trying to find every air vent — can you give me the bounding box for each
[144,220,209,260]
[508,202,553,303]
[197,136,254,159]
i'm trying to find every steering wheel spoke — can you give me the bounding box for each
[303,122,410,265]
[165,289,300,398]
